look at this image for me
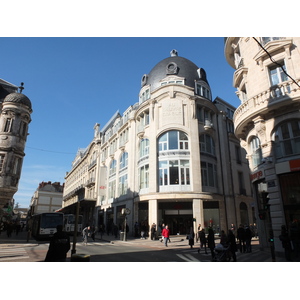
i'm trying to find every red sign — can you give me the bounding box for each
[289,159,300,172]
[250,170,263,182]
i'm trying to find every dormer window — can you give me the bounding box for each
[139,88,150,104]
[195,82,212,100]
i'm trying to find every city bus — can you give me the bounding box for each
[31,212,64,241]
[63,214,83,235]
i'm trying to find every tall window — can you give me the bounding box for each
[4,118,13,132]
[109,159,117,176]
[201,161,217,188]
[108,180,116,198]
[195,82,211,100]
[0,155,5,172]
[119,174,128,196]
[200,134,215,156]
[274,120,300,158]
[158,130,188,151]
[250,137,262,167]
[119,152,128,170]
[140,138,149,158]
[139,164,149,189]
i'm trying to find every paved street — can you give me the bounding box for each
[0,229,283,262]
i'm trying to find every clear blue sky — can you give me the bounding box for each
[1,37,239,208]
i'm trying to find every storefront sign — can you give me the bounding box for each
[250,170,264,182]
[289,159,300,172]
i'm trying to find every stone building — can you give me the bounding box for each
[29,181,64,215]
[225,37,300,259]
[63,50,254,236]
[0,79,32,208]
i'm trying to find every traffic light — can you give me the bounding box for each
[262,191,270,210]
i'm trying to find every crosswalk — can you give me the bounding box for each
[0,247,29,262]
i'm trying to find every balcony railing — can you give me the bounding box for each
[234,79,300,128]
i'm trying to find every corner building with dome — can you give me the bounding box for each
[0,79,32,208]
[63,50,254,236]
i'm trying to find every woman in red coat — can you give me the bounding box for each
[162,225,170,247]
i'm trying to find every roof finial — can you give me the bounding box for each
[19,82,24,93]
[170,49,178,57]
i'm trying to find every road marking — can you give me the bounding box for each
[176,254,200,262]
[0,247,29,261]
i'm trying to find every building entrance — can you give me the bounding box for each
[163,215,193,235]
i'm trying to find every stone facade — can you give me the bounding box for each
[0,80,32,208]
[225,37,300,258]
[29,181,64,214]
[63,50,254,236]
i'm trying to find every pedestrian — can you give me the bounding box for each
[227,229,237,262]
[162,224,170,247]
[279,225,292,261]
[197,224,202,242]
[198,228,208,254]
[188,227,195,248]
[151,223,156,240]
[207,227,215,260]
[45,225,70,262]
[244,225,252,253]
[237,224,246,253]
[82,226,90,245]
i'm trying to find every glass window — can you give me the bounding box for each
[250,137,262,167]
[120,152,128,170]
[269,62,288,86]
[158,131,189,151]
[0,154,5,172]
[140,139,149,158]
[109,160,117,176]
[159,160,190,186]
[4,118,13,133]
[274,120,300,158]
[119,174,128,196]
[200,134,215,156]
[139,164,149,189]
[201,161,217,187]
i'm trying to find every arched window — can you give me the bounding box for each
[158,130,188,151]
[250,137,262,167]
[140,138,149,158]
[273,120,300,158]
[200,134,215,156]
[157,130,190,189]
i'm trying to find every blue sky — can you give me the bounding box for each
[1,37,239,208]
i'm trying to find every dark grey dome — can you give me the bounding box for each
[3,92,32,110]
[144,50,209,92]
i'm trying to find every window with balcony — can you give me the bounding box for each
[269,62,288,86]
[273,120,300,158]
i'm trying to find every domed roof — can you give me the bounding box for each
[143,50,209,92]
[3,92,32,110]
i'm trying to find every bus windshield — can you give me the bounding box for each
[40,214,63,228]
